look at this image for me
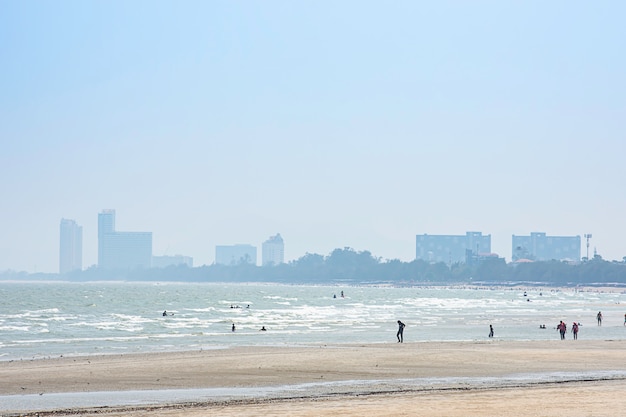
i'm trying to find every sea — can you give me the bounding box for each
[2,281,625,362]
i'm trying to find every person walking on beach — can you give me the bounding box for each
[557,321,566,340]
[597,311,603,326]
[572,322,579,340]
[396,320,406,343]
[488,324,494,338]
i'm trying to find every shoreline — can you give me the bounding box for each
[2,340,626,416]
[2,279,625,290]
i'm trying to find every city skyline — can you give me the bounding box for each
[2,2,625,273]
[61,210,596,272]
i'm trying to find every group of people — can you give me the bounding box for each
[164,305,626,343]
[556,321,580,340]
[555,310,621,340]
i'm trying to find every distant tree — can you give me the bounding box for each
[474,258,508,282]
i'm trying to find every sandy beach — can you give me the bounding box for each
[2,340,626,416]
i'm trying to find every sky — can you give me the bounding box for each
[1,1,625,273]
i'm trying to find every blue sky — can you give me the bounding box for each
[1,1,625,272]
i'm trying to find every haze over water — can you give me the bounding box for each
[2,2,626,273]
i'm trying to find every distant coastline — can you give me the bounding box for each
[1,278,625,293]
[2,247,625,286]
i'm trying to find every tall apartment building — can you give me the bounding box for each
[416,231,491,264]
[215,244,257,266]
[262,233,284,266]
[512,232,581,262]
[59,218,82,274]
[98,209,152,269]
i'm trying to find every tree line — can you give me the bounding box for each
[3,247,626,286]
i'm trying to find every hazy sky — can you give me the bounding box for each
[1,1,625,273]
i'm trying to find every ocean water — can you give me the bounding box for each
[1,281,625,361]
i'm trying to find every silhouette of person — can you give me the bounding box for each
[597,311,603,326]
[232,323,236,332]
[557,321,566,340]
[572,322,579,340]
[488,324,494,338]
[163,310,167,317]
[260,326,267,331]
[396,320,406,343]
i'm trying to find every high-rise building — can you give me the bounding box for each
[98,209,115,265]
[262,233,284,266]
[215,244,257,266]
[416,232,492,264]
[59,218,82,274]
[98,209,152,269]
[512,232,581,262]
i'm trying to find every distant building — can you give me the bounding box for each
[512,232,580,262]
[262,233,284,266]
[98,209,152,269]
[416,232,492,264]
[59,218,82,274]
[152,255,193,268]
[215,244,257,266]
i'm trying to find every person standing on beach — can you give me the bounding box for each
[572,322,579,339]
[396,320,405,343]
[597,311,603,326]
[232,323,236,332]
[624,313,626,326]
[557,321,566,340]
[488,324,494,338]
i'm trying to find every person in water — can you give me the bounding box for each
[488,324,494,338]
[396,320,406,343]
[232,323,236,332]
[260,326,267,331]
[597,311,603,326]
[163,310,167,316]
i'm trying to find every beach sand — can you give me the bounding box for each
[2,340,626,416]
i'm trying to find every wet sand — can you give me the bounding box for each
[2,340,626,416]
